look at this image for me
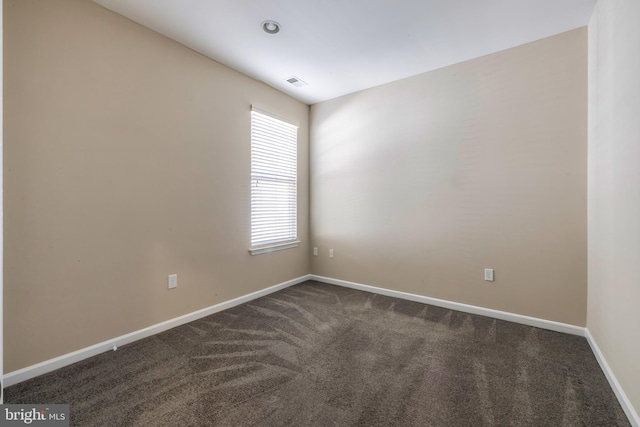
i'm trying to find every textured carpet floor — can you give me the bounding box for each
[5,281,630,426]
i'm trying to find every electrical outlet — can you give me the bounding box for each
[313,247,318,256]
[168,274,178,289]
[484,269,494,282]
[329,249,334,258]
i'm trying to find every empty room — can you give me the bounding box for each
[1,0,639,426]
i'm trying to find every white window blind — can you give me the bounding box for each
[250,107,298,253]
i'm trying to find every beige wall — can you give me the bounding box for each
[4,0,309,373]
[0,0,4,397]
[311,28,588,326]
[588,0,640,419]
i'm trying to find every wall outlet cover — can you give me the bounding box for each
[484,269,494,282]
[168,274,178,289]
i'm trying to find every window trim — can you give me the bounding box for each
[249,240,300,256]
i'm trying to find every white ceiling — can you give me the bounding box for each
[93,0,595,105]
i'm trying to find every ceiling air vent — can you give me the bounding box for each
[286,76,308,88]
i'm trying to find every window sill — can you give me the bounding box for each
[250,241,300,255]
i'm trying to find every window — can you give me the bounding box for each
[250,106,299,255]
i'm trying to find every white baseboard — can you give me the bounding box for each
[585,329,640,427]
[310,275,585,336]
[3,275,310,388]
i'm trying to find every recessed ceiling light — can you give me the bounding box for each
[262,20,280,34]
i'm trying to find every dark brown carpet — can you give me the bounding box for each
[5,281,630,426]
